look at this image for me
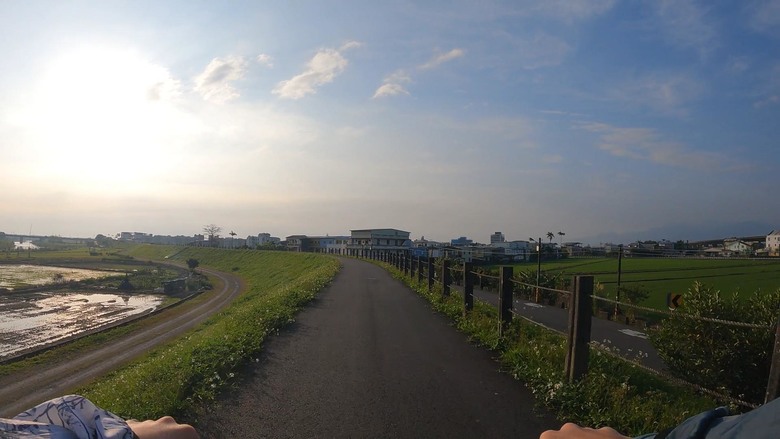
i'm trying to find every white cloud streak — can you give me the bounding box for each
[194,56,248,103]
[647,0,718,56]
[273,41,361,100]
[579,122,735,170]
[374,48,464,99]
[611,72,705,116]
[418,48,465,70]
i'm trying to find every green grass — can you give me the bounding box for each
[77,245,340,421]
[379,260,719,436]
[496,257,780,310]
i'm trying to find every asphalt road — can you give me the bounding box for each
[197,258,558,438]
[458,286,666,371]
[0,266,243,417]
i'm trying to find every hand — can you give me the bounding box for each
[540,422,629,439]
[127,416,199,439]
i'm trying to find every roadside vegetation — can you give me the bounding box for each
[77,246,340,421]
[377,260,729,437]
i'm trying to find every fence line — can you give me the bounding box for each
[366,252,780,406]
[591,295,773,329]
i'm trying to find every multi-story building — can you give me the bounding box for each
[348,228,411,257]
[767,230,780,256]
[450,236,473,246]
[490,232,505,245]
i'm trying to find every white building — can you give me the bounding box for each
[767,230,780,256]
[348,228,411,256]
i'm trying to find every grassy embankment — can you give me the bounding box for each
[65,245,340,420]
[376,259,717,437]
[496,257,780,310]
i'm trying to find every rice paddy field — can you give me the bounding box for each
[507,257,780,310]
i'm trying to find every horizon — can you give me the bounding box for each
[1,2,778,245]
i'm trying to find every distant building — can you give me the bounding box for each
[767,230,780,257]
[348,228,411,257]
[450,236,473,246]
[490,232,505,245]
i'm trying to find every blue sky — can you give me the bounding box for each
[0,0,778,245]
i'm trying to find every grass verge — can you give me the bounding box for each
[376,261,717,437]
[77,247,340,421]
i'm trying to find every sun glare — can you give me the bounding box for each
[24,46,184,192]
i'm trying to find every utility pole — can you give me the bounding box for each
[536,237,542,302]
[615,244,623,318]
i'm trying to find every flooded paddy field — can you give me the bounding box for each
[0,264,119,290]
[0,264,170,360]
[0,290,164,360]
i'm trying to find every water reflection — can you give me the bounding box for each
[0,291,163,359]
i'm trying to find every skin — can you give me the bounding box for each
[540,423,630,439]
[127,417,199,439]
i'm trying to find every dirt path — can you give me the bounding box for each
[0,266,244,417]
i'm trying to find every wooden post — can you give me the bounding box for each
[417,256,423,283]
[427,257,434,292]
[565,275,593,382]
[765,317,780,403]
[463,262,474,312]
[410,255,417,278]
[442,259,451,296]
[498,266,513,336]
[403,252,409,276]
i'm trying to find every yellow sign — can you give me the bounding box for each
[666,293,683,309]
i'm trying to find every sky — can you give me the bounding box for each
[0,0,778,245]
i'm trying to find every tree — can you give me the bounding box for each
[546,232,555,243]
[229,231,237,249]
[186,258,199,271]
[203,224,222,247]
[557,231,565,244]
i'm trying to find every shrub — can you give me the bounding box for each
[650,282,780,403]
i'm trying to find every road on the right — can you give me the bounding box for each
[461,286,667,371]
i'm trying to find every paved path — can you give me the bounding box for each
[197,258,558,438]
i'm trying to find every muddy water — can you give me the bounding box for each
[0,291,164,359]
[0,265,117,290]
[0,264,165,359]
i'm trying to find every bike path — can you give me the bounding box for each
[197,258,558,438]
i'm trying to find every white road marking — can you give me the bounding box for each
[618,329,648,339]
[522,302,544,308]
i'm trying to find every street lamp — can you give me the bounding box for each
[529,237,542,302]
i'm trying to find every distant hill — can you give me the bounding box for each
[581,221,775,246]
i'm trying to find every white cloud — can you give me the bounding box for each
[273,42,361,100]
[372,70,411,99]
[256,53,273,67]
[747,0,780,36]
[611,72,705,116]
[418,48,465,70]
[194,56,248,103]
[647,0,718,56]
[579,122,734,170]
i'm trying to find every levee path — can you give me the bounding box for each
[198,257,557,438]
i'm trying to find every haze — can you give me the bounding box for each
[1,1,778,244]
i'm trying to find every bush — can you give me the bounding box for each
[650,282,780,403]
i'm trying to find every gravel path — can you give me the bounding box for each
[197,257,557,438]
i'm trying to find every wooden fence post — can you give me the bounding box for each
[464,262,474,312]
[442,259,451,296]
[498,266,513,336]
[403,252,409,276]
[765,317,780,403]
[565,275,593,382]
[427,257,434,292]
[417,256,423,283]
[410,255,417,278]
